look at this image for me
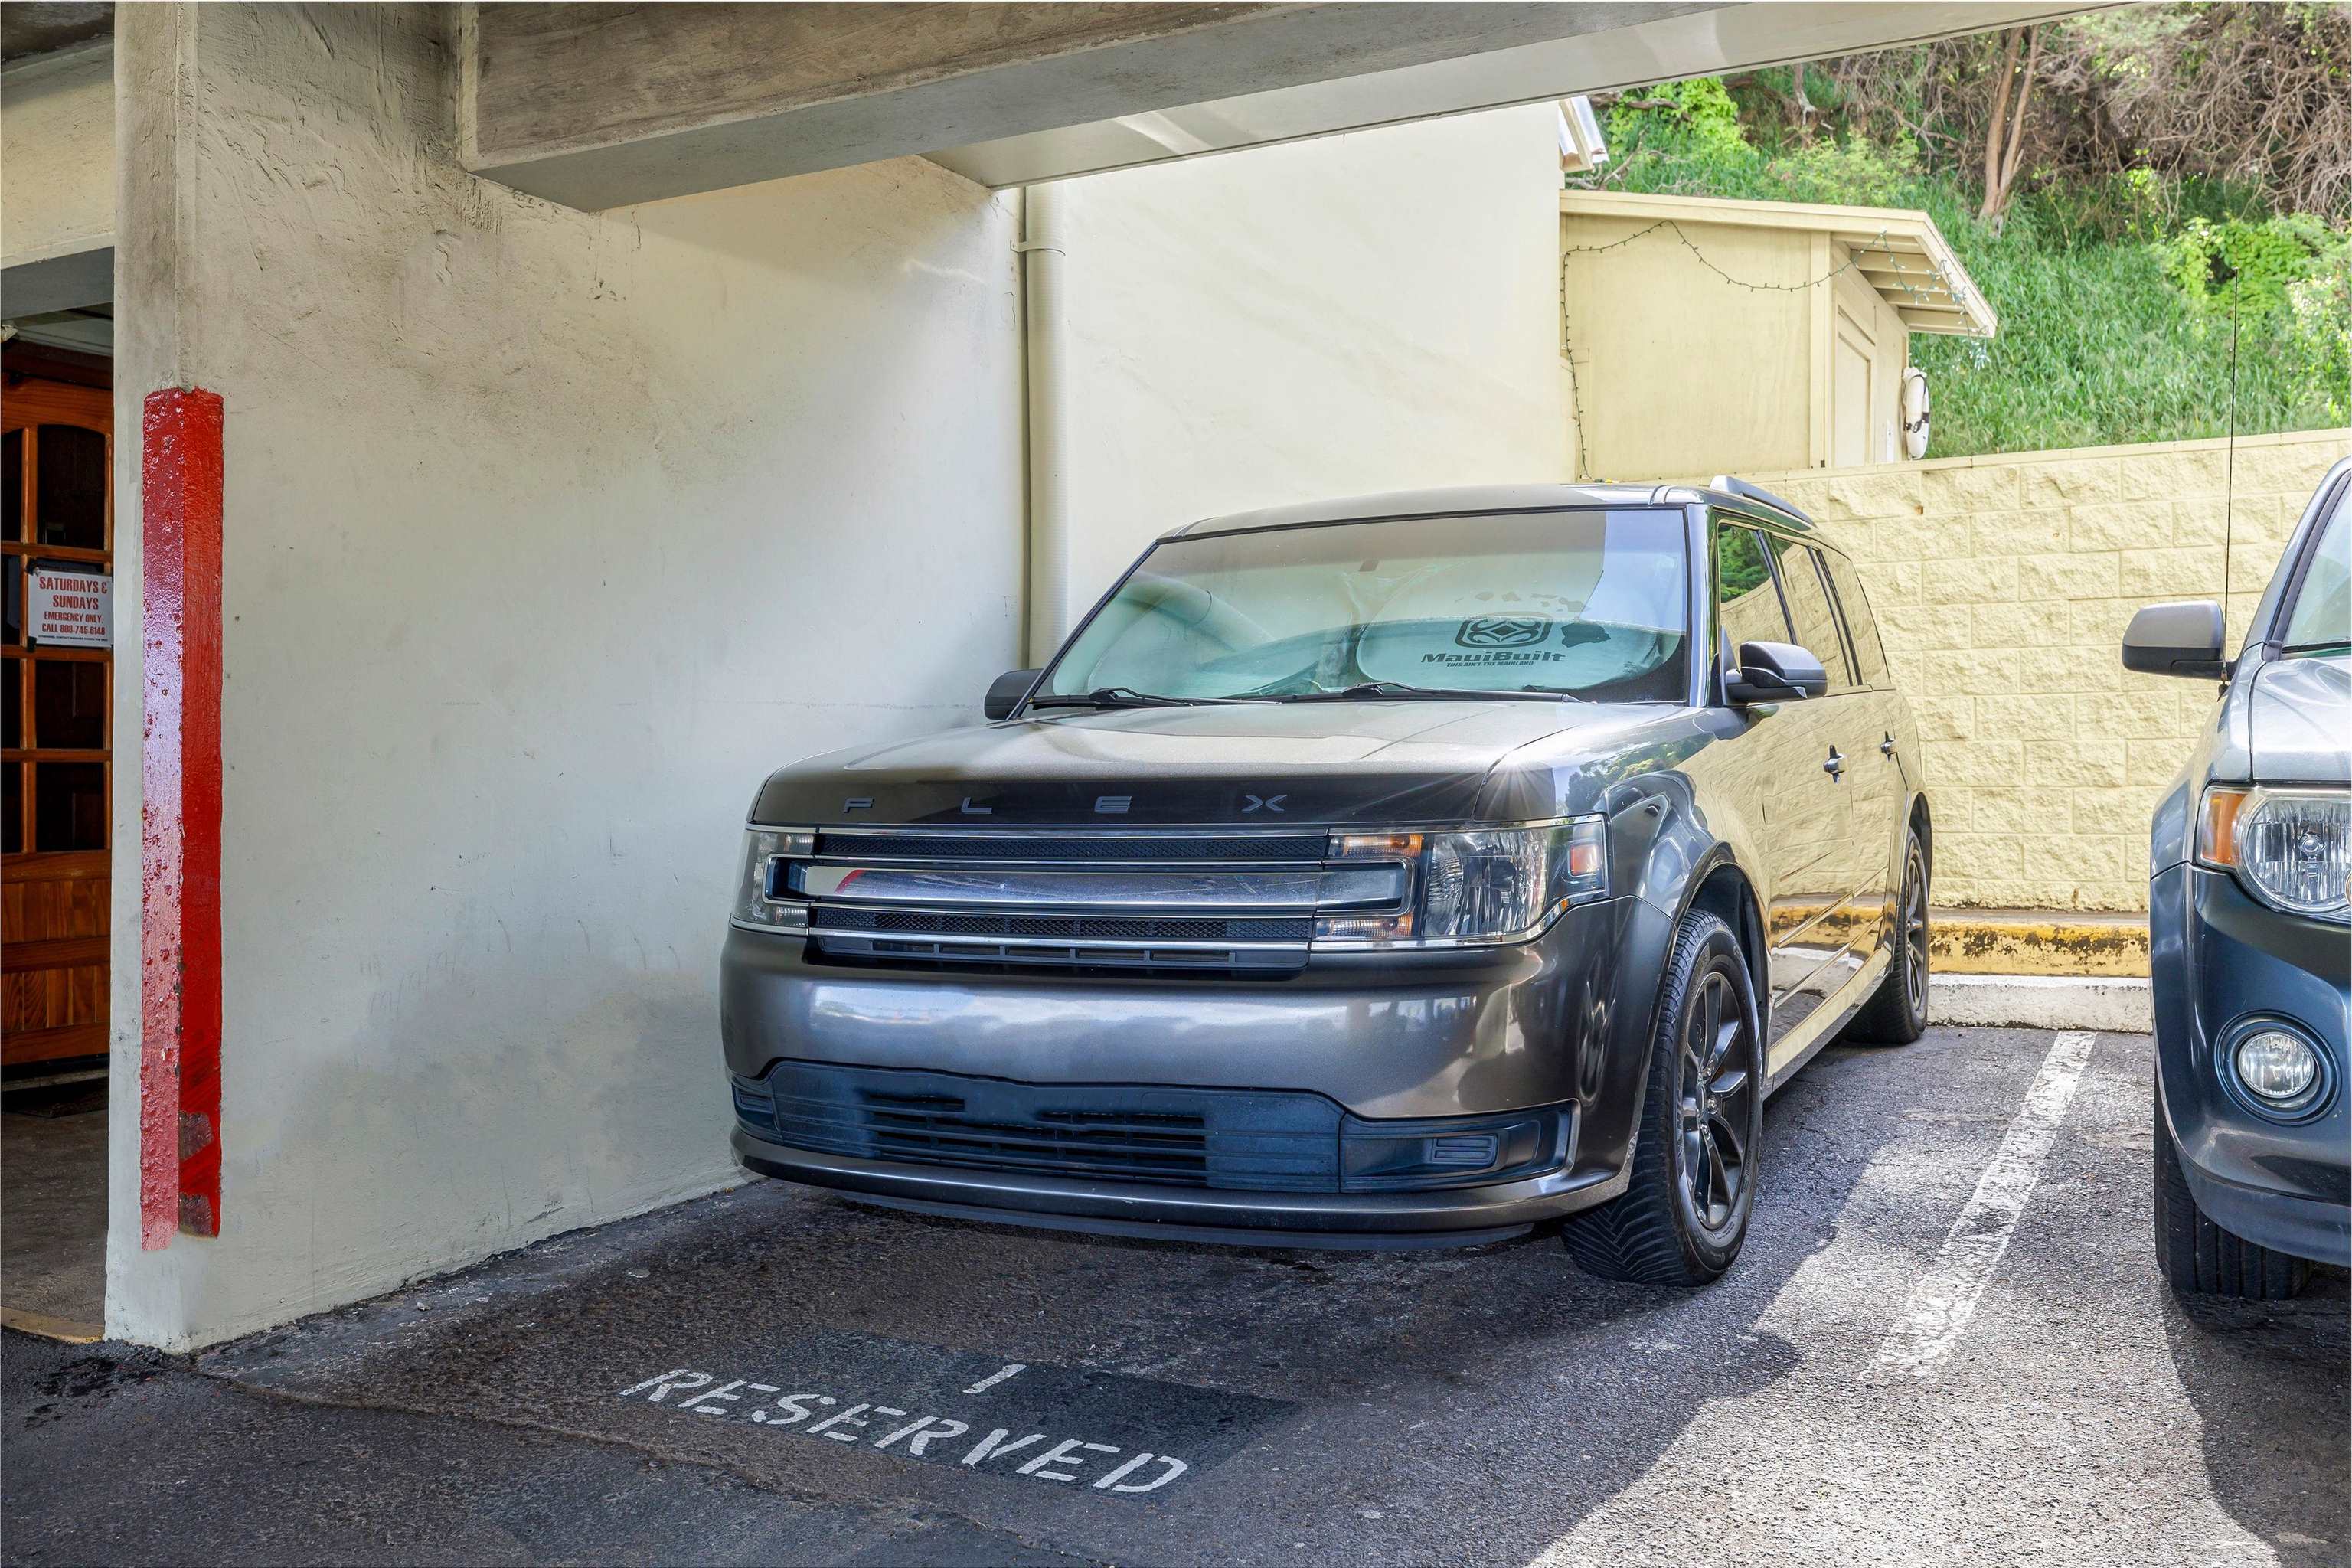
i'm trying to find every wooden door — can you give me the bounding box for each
[3,364,113,1071]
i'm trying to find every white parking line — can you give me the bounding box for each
[1864,1030,2099,1385]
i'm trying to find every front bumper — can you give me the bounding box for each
[720,894,1669,1243]
[2151,862,2351,1267]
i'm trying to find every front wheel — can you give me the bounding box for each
[1846,830,1929,1045]
[1560,908,1763,1287]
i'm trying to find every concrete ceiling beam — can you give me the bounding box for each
[460,1,1739,210]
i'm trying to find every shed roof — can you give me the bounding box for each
[1559,188,1998,338]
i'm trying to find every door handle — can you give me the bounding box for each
[1824,747,1845,779]
[1880,733,1897,757]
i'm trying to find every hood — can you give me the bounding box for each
[2248,653,2351,785]
[752,701,1700,826]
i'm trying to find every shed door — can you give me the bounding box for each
[1832,309,1874,469]
[2,372,113,1073]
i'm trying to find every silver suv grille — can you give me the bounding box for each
[795,826,1392,975]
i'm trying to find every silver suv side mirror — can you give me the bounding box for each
[2122,600,2228,681]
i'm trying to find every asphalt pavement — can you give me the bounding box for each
[4,1026,2344,1567]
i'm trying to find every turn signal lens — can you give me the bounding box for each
[1331,832,1423,861]
[2194,786,2248,869]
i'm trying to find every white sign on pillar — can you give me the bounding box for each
[27,565,113,648]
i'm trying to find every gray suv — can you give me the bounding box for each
[2127,455,2350,1298]
[723,482,1930,1285]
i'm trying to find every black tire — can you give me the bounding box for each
[2154,1086,2308,1300]
[1845,829,1929,1046]
[1561,909,1763,1287]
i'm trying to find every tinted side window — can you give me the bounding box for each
[1821,550,1890,687]
[1763,535,1855,691]
[1714,521,1792,658]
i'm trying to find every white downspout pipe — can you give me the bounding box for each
[1020,182,1071,667]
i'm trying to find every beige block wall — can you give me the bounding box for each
[1749,429,2351,912]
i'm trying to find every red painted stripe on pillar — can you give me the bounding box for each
[140,387,224,1248]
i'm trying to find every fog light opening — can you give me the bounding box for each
[2232,1028,2321,1112]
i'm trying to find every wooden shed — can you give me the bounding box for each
[1558,189,1997,481]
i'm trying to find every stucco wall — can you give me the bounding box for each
[109,4,1022,1348]
[1,44,114,266]
[1054,104,1573,610]
[1751,429,2351,911]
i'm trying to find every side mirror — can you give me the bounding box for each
[1726,641,1828,704]
[2122,599,2228,680]
[983,668,1040,720]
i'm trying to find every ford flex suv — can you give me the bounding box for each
[2127,454,2351,1298]
[723,482,1932,1285]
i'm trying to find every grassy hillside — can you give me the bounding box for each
[1576,74,2350,459]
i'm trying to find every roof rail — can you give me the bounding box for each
[1710,475,1812,524]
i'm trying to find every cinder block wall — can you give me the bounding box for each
[1749,429,2350,912]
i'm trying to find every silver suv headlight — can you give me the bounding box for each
[2196,786,2350,920]
[730,828,813,932]
[1316,818,1608,949]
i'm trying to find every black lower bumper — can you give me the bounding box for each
[730,1060,1617,1247]
[2152,863,2351,1267]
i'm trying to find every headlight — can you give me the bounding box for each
[731,828,812,932]
[2197,786,2350,918]
[1316,818,1607,948]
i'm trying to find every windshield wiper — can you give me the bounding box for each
[2278,639,2351,657]
[1275,681,1583,703]
[1030,686,1256,709]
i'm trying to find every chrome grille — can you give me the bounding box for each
[789,825,1393,976]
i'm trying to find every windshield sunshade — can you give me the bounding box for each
[1040,509,1690,704]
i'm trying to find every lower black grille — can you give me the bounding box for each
[864,1092,1211,1183]
[742,1063,1344,1191]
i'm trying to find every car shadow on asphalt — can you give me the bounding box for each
[2161,1264,2351,1568]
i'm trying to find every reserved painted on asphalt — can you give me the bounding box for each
[617,1330,1295,1496]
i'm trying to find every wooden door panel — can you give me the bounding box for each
[3,361,113,1071]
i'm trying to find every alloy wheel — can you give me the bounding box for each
[1899,854,1929,1022]
[1674,967,1756,1238]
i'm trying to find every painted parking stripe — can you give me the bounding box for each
[1864,1030,2099,1385]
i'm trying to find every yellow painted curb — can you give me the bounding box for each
[1932,910,2148,978]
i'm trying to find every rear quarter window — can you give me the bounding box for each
[1762,534,1856,691]
[1821,550,1890,687]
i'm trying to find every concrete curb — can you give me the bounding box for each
[1929,974,2153,1034]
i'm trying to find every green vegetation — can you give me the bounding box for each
[1576,8,2351,457]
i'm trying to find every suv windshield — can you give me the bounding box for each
[2279,485,2350,655]
[1039,509,1690,704]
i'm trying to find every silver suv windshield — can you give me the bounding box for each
[2280,485,2350,656]
[1038,508,1690,704]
